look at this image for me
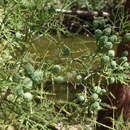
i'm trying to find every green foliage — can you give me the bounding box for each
[0,0,129,130]
[124,33,130,42]
[75,0,107,11]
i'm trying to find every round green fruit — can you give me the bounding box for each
[16,32,22,39]
[95,29,103,40]
[99,36,108,44]
[109,77,115,84]
[124,33,130,42]
[104,42,113,50]
[91,93,99,101]
[31,70,43,83]
[23,92,33,101]
[54,76,65,83]
[122,51,129,57]
[103,28,111,36]
[109,35,118,43]
[101,56,110,63]
[15,87,24,96]
[62,45,71,56]
[111,60,117,68]
[91,102,101,110]
[51,65,61,73]
[77,94,85,101]
[76,75,82,81]
[93,86,102,94]
[24,63,35,77]
[120,56,128,62]
[108,50,115,57]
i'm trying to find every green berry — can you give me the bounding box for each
[51,65,61,73]
[24,63,35,77]
[62,45,71,56]
[111,60,117,68]
[101,56,110,63]
[95,29,103,40]
[91,102,101,110]
[76,75,82,81]
[99,36,108,44]
[122,51,129,57]
[23,92,33,101]
[103,28,111,36]
[120,57,128,62]
[54,76,65,83]
[16,32,22,39]
[93,86,102,94]
[91,93,99,100]
[15,87,24,96]
[124,33,130,42]
[109,35,118,43]
[77,94,85,101]
[104,42,113,50]
[108,50,115,57]
[31,70,43,83]
[109,77,115,84]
